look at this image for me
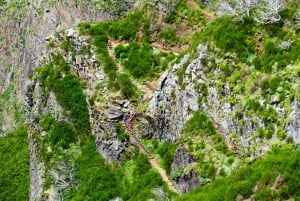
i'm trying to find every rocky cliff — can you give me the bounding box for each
[0,0,106,134]
[150,40,300,159]
[4,0,300,200]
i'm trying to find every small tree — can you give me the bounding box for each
[254,0,285,24]
[216,0,259,21]
[216,0,286,23]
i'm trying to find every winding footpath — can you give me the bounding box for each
[207,114,243,157]
[107,40,154,99]
[107,43,180,193]
[126,114,179,194]
[131,132,178,194]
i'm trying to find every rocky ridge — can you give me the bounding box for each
[25,27,130,200]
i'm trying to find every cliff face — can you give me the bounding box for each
[149,48,201,141]
[24,26,135,199]
[4,0,300,199]
[0,0,107,134]
[150,41,300,158]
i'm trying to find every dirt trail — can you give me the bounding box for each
[107,40,155,99]
[207,114,243,157]
[107,41,180,193]
[186,0,215,21]
[127,127,179,194]
[151,42,180,56]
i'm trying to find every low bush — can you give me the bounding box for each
[183,110,217,137]
[176,146,300,201]
[44,121,77,149]
[38,54,90,134]
[117,74,139,99]
[117,42,171,80]
[158,27,179,46]
[0,127,29,201]
[157,142,177,174]
[109,10,149,42]
[115,123,129,141]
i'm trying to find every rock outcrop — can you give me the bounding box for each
[149,42,300,158]
[25,79,68,201]
[171,145,200,193]
[24,25,130,200]
[149,47,202,141]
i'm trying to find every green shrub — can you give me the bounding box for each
[109,10,149,41]
[177,62,188,89]
[65,138,121,201]
[0,0,6,6]
[183,110,217,137]
[176,146,300,201]
[0,127,29,201]
[134,154,152,176]
[61,40,73,51]
[118,42,169,79]
[53,74,90,134]
[117,74,139,99]
[158,27,179,46]
[38,54,89,134]
[115,123,129,141]
[44,121,77,149]
[157,142,177,174]
[78,22,91,35]
[39,115,55,131]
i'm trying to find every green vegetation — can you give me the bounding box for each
[158,27,180,46]
[166,1,206,26]
[35,53,121,199]
[191,15,257,61]
[38,53,90,134]
[176,61,189,89]
[120,151,174,201]
[91,0,138,19]
[177,146,300,201]
[109,10,150,42]
[183,110,224,146]
[182,7,300,157]
[115,122,129,141]
[0,83,25,131]
[115,42,175,79]
[44,121,77,150]
[0,127,29,201]
[156,142,177,174]
[79,20,140,99]
[191,8,300,71]
[14,2,300,201]
[34,33,172,200]
[142,140,177,174]
[0,0,6,6]
[181,110,235,180]
[65,138,121,201]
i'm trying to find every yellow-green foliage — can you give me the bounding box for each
[181,110,235,180]
[177,146,300,201]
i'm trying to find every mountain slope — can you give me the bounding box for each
[2,0,300,200]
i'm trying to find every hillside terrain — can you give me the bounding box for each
[1,0,300,200]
